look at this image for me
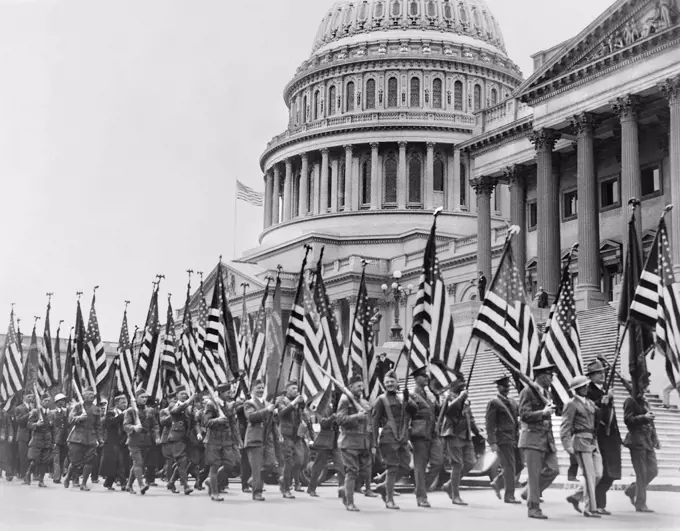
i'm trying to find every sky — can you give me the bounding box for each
[0,0,614,340]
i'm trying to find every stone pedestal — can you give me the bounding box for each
[574,289,609,311]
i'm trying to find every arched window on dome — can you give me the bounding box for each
[473,84,481,111]
[303,95,308,123]
[339,161,346,210]
[432,79,443,109]
[332,8,343,33]
[388,77,398,108]
[472,7,481,28]
[483,11,493,34]
[358,2,369,22]
[410,77,420,107]
[409,1,419,17]
[346,81,355,112]
[344,4,354,26]
[314,90,320,121]
[433,157,445,192]
[328,86,336,115]
[454,81,463,111]
[366,79,376,109]
[391,0,402,18]
[491,88,498,106]
[460,163,467,208]
[408,154,423,205]
[384,153,398,204]
[361,160,371,206]
[374,1,385,19]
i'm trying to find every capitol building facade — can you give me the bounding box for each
[205,0,680,362]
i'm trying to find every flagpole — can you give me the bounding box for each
[233,182,238,259]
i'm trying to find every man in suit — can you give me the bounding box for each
[307,392,345,498]
[477,271,487,300]
[65,386,102,491]
[518,361,559,520]
[244,379,278,502]
[561,376,602,518]
[622,376,659,513]
[276,379,305,499]
[486,375,522,504]
[336,374,373,512]
[123,388,157,495]
[51,393,69,484]
[26,393,54,487]
[100,395,129,491]
[0,404,14,480]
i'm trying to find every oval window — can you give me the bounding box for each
[358,1,368,21]
[459,4,468,23]
[344,4,354,25]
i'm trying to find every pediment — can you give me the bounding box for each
[186,260,269,311]
[516,0,680,103]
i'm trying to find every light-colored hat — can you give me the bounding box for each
[54,393,67,402]
[570,375,589,391]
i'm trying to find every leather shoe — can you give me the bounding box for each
[252,493,265,501]
[242,486,252,493]
[566,495,582,513]
[417,499,431,508]
[346,503,360,512]
[452,497,468,506]
[597,508,611,515]
[307,489,319,498]
[636,506,654,513]
[364,489,379,497]
[624,489,636,507]
[282,491,295,499]
[385,501,400,510]
[528,509,547,520]
[584,510,601,518]
[504,498,522,504]
[491,481,502,500]
[520,490,528,501]
[211,495,224,502]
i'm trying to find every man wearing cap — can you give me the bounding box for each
[518,361,559,519]
[337,373,373,512]
[100,394,128,491]
[561,375,602,518]
[65,386,102,491]
[486,375,522,504]
[244,379,279,502]
[163,386,195,495]
[276,379,305,499]
[26,393,54,487]
[123,388,156,495]
[0,403,14,480]
[307,391,345,498]
[51,393,69,483]
[203,383,242,502]
[407,366,443,508]
[15,392,34,482]
[440,375,479,506]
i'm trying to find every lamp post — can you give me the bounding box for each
[381,270,414,341]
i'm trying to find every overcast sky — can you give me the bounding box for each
[0,0,613,340]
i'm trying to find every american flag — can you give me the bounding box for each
[114,308,136,400]
[238,290,251,376]
[52,322,63,390]
[39,302,55,391]
[23,324,41,397]
[349,269,380,401]
[248,282,270,386]
[265,274,285,399]
[0,309,23,410]
[195,280,209,392]
[236,180,264,207]
[630,218,680,388]
[204,263,231,387]
[84,294,108,394]
[301,280,331,411]
[161,296,178,392]
[178,284,200,393]
[538,251,584,410]
[139,287,163,402]
[313,254,347,385]
[62,330,78,401]
[471,238,540,382]
[74,301,87,390]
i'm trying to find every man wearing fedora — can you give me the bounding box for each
[518,361,559,519]
[486,374,522,504]
[561,375,602,518]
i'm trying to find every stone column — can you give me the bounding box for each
[572,112,606,308]
[472,177,494,280]
[331,157,339,213]
[312,162,320,215]
[449,147,458,211]
[660,76,680,274]
[398,142,407,209]
[530,129,561,299]
[425,142,435,209]
[272,164,281,225]
[344,145,353,211]
[264,170,273,229]
[505,165,526,282]
[299,153,309,217]
[320,148,329,214]
[283,159,293,222]
[370,143,380,209]
[612,95,642,243]
[332,300,344,346]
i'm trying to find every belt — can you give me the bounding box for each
[573,430,594,435]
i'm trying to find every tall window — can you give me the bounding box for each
[391,0,401,17]
[427,0,436,17]
[443,1,453,20]
[366,79,376,109]
[410,77,420,107]
[433,158,444,192]
[408,156,422,204]
[454,81,463,111]
[303,95,308,123]
[460,163,467,207]
[432,79,443,109]
[388,77,398,108]
[361,160,371,205]
[491,88,498,106]
[314,90,320,120]
[384,154,398,204]
[409,1,419,16]
[339,162,346,209]
[493,185,500,212]
[473,84,481,111]
[346,81,355,112]
[328,86,336,115]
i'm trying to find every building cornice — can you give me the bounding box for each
[458,116,533,155]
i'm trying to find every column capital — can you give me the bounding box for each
[343,144,353,153]
[347,295,358,306]
[611,94,640,122]
[659,75,680,105]
[426,142,436,150]
[300,152,309,162]
[570,112,597,137]
[504,165,527,187]
[331,299,344,311]
[370,142,380,150]
[320,148,330,156]
[529,129,561,152]
[273,164,281,175]
[471,177,495,196]
[398,141,408,149]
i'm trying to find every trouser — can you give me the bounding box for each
[491,444,523,500]
[568,453,579,478]
[127,446,148,489]
[308,448,345,491]
[240,448,251,489]
[411,437,444,501]
[279,438,305,492]
[27,446,53,481]
[595,472,616,509]
[103,446,127,489]
[18,440,29,477]
[444,439,476,499]
[624,448,658,508]
[53,444,68,480]
[379,443,410,503]
[0,440,15,477]
[163,441,190,488]
[522,448,559,509]
[246,444,277,496]
[571,447,603,512]
[341,448,372,505]
[662,383,680,407]
[90,445,102,481]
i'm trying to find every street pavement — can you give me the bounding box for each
[1,481,679,531]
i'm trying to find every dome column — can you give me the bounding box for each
[506,165,526,282]
[283,159,293,222]
[320,148,330,214]
[370,143,380,210]
[530,128,561,299]
[299,153,309,217]
[344,145,353,212]
[660,76,680,274]
[272,164,281,225]
[425,142,435,210]
[398,142,407,209]
[263,170,273,229]
[472,177,494,281]
[448,147,459,211]
[331,157,339,213]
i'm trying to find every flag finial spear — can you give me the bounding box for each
[219,254,223,262]
[46,292,54,304]
[663,204,673,218]
[433,206,444,219]
[167,293,172,302]
[628,197,641,221]
[361,258,369,270]
[93,286,99,296]
[76,291,83,301]
[198,271,204,283]
[124,300,130,311]
[70,325,74,333]
[186,269,194,283]
[33,316,41,326]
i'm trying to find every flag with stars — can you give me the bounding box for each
[38,302,55,392]
[248,282,269,386]
[177,284,200,393]
[0,309,23,410]
[114,308,136,400]
[161,296,178,392]
[138,287,163,401]
[349,269,380,401]
[471,238,540,383]
[301,280,331,411]
[630,218,680,388]
[194,280,209,391]
[203,263,231,388]
[84,294,108,394]
[537,251,584,411]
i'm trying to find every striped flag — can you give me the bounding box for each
[23,323,41,394]
[301,280,332,411]
[471,235,540,382]
[62,330,77,401]
[236,180,264,207]
[537,249,584,411]
[265,274,286,399]
[114,308,136,400]
[178,283,200,393]
[194,280,209,392]
[38,302,55,391]
[630,217,680,388]
[74,301,87,390]
[139,287,163,402]
[349,269,380,401]
[52,322,63,390]
[161,296,178,392]
[0,309,23,410]
[238,289,251,376]
[204,264,231,388]
[248,282,270,386]
[84,294,108,394]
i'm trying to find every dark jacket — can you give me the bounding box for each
[623,396,659,451]
[67,402,102,447]
[28,409,53,449]
[587,383,621,479]
[243,397,276,448]
[373,392,410,446]
[407,386,437,441]
[51,407,69,446]
[313,411,339,451]
[440,393,479,443]
[123,406,159,447]
[276,396,302,440]
[203,400,241,447]
[166,400,192,443]
[14,403,31,443]
[518,386,556,452]
[485,394,519,447]
[336,394,372,451]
